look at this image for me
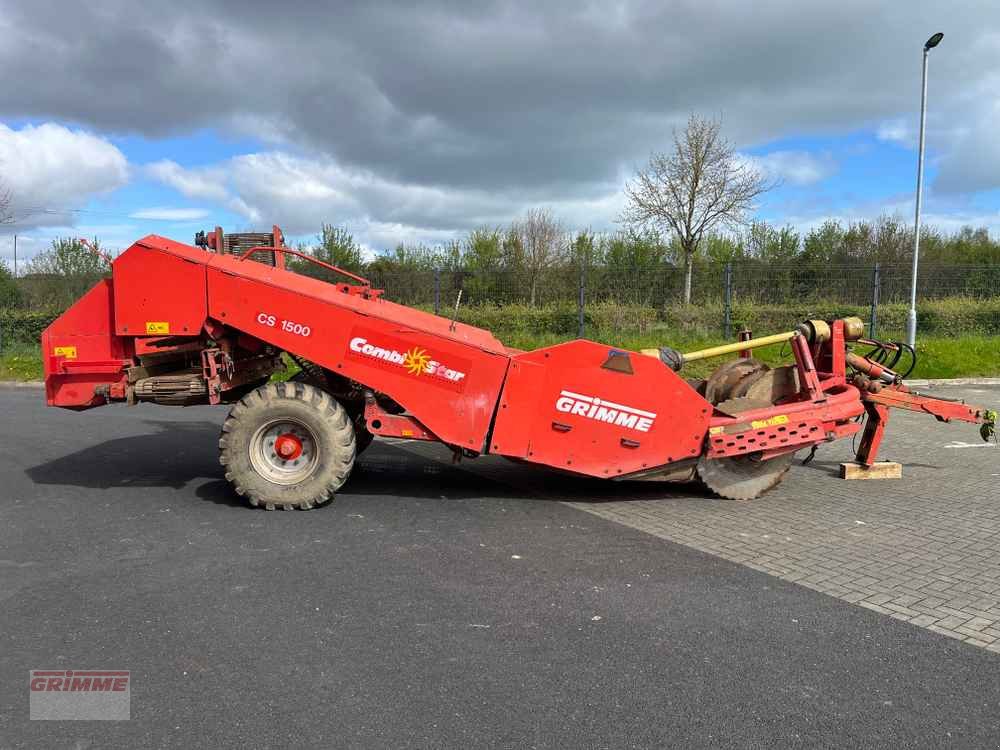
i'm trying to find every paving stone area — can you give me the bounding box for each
[397,384,1000,651]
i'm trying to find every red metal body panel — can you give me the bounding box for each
[203,257,510,451]
[206,250,507,353]
[486,358,545,457]
[41,279,131,408]
[113,237,209,337]
[492,341,711,477]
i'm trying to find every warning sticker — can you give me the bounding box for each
[751,414,789,429]
[145,322,170,335]
[53,346,77,359]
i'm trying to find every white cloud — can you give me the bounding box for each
[145,149,635,250]
[129,207,210,221]
[0,123,129,230]
[777,192,1000,239]
[745,150,837,186]
[934,99,1000,194]
[876,119,915,148]
[145,160,229,202]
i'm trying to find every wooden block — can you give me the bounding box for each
[839,461,903,480]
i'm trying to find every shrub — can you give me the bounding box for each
[0,309,60,345]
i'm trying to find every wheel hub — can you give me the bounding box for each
[249,419,319,485]
[274,433,303,460]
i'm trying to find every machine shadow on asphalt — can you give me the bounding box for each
[24,417,534,506]
[24,419,223,490]
[22,421,718,509]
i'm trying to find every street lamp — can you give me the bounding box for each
[906,32,944,348]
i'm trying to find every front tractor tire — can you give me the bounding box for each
[219,381,356,510]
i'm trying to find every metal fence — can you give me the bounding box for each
[363,262,1000,339]
[7,262,1000,345]
[365,262,1000,302]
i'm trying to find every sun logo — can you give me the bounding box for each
[403,347,432,376]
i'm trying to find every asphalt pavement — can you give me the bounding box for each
[3,384,1000,748]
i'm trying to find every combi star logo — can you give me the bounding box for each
[346,329,469,391]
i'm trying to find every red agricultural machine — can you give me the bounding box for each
[42,227,997,509]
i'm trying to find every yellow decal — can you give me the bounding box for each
[402,347,431,376]
[709,426,725,435]
[53,346,77,359]
[146,321,170,335]
[751,414,789,429]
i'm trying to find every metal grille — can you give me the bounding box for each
[223,233,276,266]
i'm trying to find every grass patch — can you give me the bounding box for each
[0,343,43,381]
[906,335,1000,379]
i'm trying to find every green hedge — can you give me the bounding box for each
[0,309,60,344]
[428,297,1000,339]
[721,299,1000,337]
[4,296,998,348]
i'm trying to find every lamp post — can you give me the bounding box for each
[906,31,944,348]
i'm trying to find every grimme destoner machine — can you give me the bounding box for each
[42,227,997,509]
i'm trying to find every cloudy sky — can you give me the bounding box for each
[1,0,998,264]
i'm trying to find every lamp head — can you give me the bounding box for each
[925,32,944,50]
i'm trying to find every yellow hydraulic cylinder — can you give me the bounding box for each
[640,330,797,364]
[639,317,862,368]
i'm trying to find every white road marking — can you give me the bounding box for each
[943,440,997,449]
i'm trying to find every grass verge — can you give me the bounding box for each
[0,343,43,381]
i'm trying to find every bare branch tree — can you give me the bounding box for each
[622,115,776,303]
[512,208,566,306]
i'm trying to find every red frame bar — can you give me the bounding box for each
[238,246,372,287]
[864,386,989,424]
[855,402,888,466]
[364,400,438,442]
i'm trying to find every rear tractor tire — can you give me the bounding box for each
[219,381,356,510]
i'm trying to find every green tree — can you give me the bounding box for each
[702,232,745,263]
[366,242,448,305]
[500,225,525,271]
[368,243,443,273]
[20,237,110,310]
[801,220,845,264]
[25,237,110,277]
[925,226,999,264]
[0,260,19,308]
[459,227,506,304]
[463,227,504,271]
[596,229,670,306]
[740,221,800,263]
[568,230,602,268]
[296,224,365,275]
[602,229,668,269]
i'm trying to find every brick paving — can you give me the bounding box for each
[396,384,1000,651]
